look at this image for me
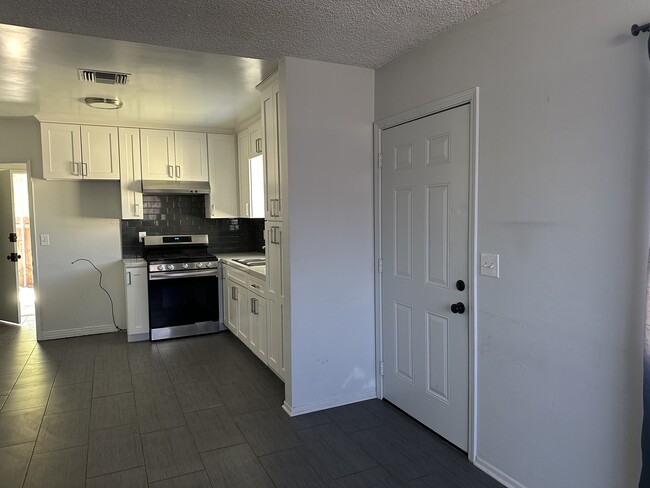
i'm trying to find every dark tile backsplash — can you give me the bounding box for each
[121,195,265,257]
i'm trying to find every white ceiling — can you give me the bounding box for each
[0,0,500,128]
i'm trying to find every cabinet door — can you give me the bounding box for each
[262,82,282,220]
[205,134,238,218]
[119,128,143,219]
[225,278,239,334]
[265,221,284,302]
[41,123,82,180]
[249,294,268,362]
[125,266,149,341]
[141,129,175,180]
[237,129,251,217]
[236,283,250,343]
[81,125,119,179]
[267,298,284,380]
[175,131,209,182]
[248,121,262,159]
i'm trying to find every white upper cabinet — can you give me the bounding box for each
[119,128,143,220]
[238,129,251,217]
[260,77,282,220]
[237,118,265,218]
[41,123,118,180]
[80,125,120,179]
[205,133,238,218]
[140,129,176,180]
[140,129,208,182]
[175,131,209,181]
[248,121,263,159]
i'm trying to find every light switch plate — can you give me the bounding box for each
[39,234,50,246]
[480,253,499,278]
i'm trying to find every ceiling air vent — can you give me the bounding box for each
[78,69,130,85]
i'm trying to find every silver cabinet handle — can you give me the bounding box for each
[211,204,215,216]
[251,283,260,289]
[251,297,255,314]
[232,286,238,300]
[127,272,132,285]
[256,138,262,153]
[167,165,174,178]
[176,165,181,179]
[245,203,250,217]
[81,162,88,177]
[135,203,140,217]
[71,162,79,176]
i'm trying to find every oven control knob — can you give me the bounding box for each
[183,263,189,269]
[167,264,175,270]
[157,265,165,271]
[206,262,212,268]
[197,262,204,268]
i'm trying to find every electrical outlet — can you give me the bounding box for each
[39,234,50,246]
[138,232,146,242]
[480,253,499,278]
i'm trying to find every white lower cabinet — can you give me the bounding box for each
[267,299,284,379]
[124,261,149,342]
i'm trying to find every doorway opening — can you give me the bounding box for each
[13,172,34,327]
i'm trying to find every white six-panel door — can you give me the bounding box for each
[381,104,471,450]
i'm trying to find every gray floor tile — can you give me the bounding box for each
[1,381,52,412]
[0,395,5,409]
[207,362,247,386]
[95,349,130,373]
[338,467,406,488]
[350,426,444,481]
[141,426,204,482]
[15,362,59,386]
[46,381,92,414]
[201,443,274,488]
[93,369,133,398]
[149,470,213,488]
[326,402,383,434]
[235,407,301,456]
[248,368,285,397]
[136,392,186,433]
[173,380,223,413]
[164,360,206,385]
[87,423,144,478]
[185,406,245,452]
[87,466,149,488]
[259,446,338,488]
[0,372,19,396]
[132,371,175,399]
[129,352,164,375]
[216,380,279,415]
[91,392,137,430]
[54,358,94,386]
[0,442,33,488]
[298,423,377,479]
[0,407,44,447]
[35,409,90,452]
[24,445,87,488]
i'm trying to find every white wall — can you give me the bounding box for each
[0,117,126,339]
[281,58,376,413]
[376,0,649,487]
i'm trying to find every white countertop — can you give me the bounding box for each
[218,252,266,279]
[123,257,147,267]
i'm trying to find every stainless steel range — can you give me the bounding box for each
[143,234,224,341]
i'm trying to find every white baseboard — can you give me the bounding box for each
[283,388,377,416]
[475,457,527,488]
[40,324,117,341]
[127,332,150,343]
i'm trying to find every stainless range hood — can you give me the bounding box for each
[142,180,210,195]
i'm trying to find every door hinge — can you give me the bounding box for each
[379,361,384,376]
[8,233,17,243]
[377,258,383,273]
[377,153,383,168]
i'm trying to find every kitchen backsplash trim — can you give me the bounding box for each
[121,195,265,257]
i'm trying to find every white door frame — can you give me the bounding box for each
[373,87,479,462]
[0,161,41,341]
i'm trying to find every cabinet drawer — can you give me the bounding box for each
[224,264,248,286]
[248,275,266,297]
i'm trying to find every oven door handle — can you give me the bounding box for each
[149,269,219,280]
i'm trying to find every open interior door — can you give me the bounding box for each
[0,170,20,324]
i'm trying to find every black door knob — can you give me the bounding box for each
[456,280,465,291]
[450,302,465,314]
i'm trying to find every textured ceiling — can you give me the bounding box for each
[0,0,500,69]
